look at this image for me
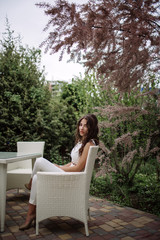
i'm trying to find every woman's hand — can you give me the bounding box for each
[54,162,71,170]
[54,163,60,168]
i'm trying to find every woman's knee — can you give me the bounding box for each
[35,157,45,168]
[36,157,43,164]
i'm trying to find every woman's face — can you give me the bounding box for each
[79,118,88,138]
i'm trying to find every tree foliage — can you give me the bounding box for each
[36,0,160,92]
[60,72,107,117]
[0,22,47,151]
[0,21,76,160]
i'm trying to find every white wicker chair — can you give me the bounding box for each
[36,145,99,236]
[7,141,45,191]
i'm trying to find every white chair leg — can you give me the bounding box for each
[36,221,39,235]
[84,222,89,236]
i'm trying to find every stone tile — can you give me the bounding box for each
[0,233,13,238]
[90,226,98,229]
[105,220,120,227]
[103,205,114,210]
[127,231,138,237]
[1,236,17,240]
[130,220,144,227]
[8,225,19,233]
[70,231,84,238]
[12,206,22,210]
[90,206,98,211]
[115,206,124,211]
[99,208,110,212]
[58,223,72,230]
[39,227,53,235]
[113,218,125,223]
[99,223,114,232]
[103,233,117,239]
[92,227,108,235]
[136,216,153,224]
[115,226,124,230]
[58,234,72,240]
[87,236,105,240]
[121,237,135,240]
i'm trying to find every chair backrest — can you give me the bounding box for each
[7,141,45,170]
[84,146,99,192]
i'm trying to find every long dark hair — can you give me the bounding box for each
[75,114,99,156]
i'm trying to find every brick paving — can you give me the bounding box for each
[0,189,160,240]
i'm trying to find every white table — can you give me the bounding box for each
[0,152,42,232]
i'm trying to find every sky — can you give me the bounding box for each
[0,0,88,82]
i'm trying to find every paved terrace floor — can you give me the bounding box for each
[1,189,160,240]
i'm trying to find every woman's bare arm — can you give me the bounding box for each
[59,142,94,172]
[55,162,71,168]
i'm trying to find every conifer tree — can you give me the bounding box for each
[0,20,57,155]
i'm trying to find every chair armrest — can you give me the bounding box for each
[37,171,86,189]
[37,171,85,177]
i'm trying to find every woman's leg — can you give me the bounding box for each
[19,203,36,230]
[25,178,32,190]
[25,157,64,190]
[31,157,64,178]
[29,175,37,205]
[29,158,64,205]
[20,159,64,230]
[30,158,64,205]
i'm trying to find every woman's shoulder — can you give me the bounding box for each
[85,139,96,147]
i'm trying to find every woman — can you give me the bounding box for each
[19,113,99,230]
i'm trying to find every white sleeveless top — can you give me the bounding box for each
[71,142,82,166]
[70,140,96,166]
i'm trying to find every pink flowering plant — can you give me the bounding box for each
[96,80,160,186]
